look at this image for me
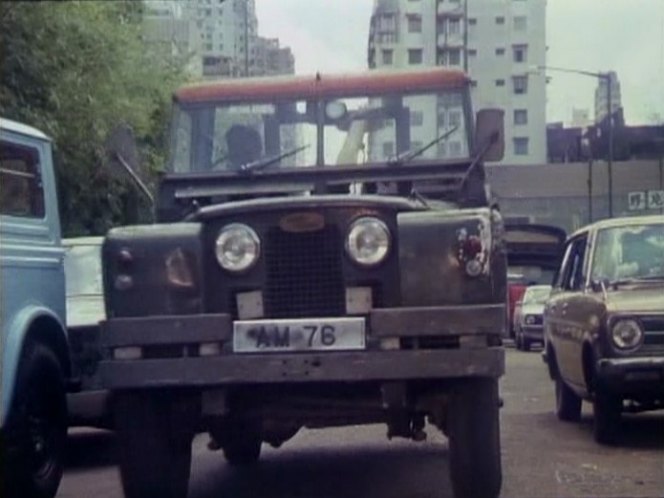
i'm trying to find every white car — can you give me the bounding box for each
[514,285,551,351]
[63,237,110,426]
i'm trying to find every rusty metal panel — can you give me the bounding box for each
[370,304,505,337]
[397,207,506,306]
[103,314,232,347]
[99,348,504,389]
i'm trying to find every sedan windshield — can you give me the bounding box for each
[591,223,664,282]
[169,89,470,173]
[523,287,551,304]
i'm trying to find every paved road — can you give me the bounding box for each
[58,347,664,498]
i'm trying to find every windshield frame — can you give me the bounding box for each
[168,70,474,175]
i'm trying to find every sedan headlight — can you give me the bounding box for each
[346,217,391,267]
[215,224,260,272]
[611,319,644,351]
[525,315,536,325]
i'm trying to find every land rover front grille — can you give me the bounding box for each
[264,225,345,318]
[641,316,664,353]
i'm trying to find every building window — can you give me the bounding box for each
[448,48,461,65]
[411,111,424,126]
[450,141,462,157]
[408,48,423,64]
[513,75,528,94]
[513,44,528,63]
[437,142,447,157]
[514,16,528,31]
[495,47,505,56]
[382,49,393,65]
[513,137,529,155]
[468,18,477,26]
[449,111,461,127]
[448,18,461,35]
[495,79,505,87]
[407,14,422,33]
[495,16,505,25]
[470,80,478,88]
[383,141,395,157]
[514,109,528,125]
[438,110,446,126]
[410,141,423,151]
[205,43,213,51]
[468,49,477,57]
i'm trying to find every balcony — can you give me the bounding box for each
[437,1,464,18]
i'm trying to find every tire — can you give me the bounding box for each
[593,389,621,445]
[448,378,502,498]
[115,392,193,498]
[523,338,531,352]
[554,376,582,422]
[222,418,262,466]
[1,343,67,498]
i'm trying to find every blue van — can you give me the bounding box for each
[0,118,69,498]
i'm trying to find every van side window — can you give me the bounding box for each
[0,140,45,217]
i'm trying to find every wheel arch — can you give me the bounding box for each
[1,306,70,427]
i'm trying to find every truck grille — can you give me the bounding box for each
[264,225,345,318]
[641,316,664,353]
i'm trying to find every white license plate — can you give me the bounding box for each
[233,318,366,353]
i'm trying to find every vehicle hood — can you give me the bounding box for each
[602,284,664,314]
[188,194,428,221]
[521,303,545,316]
[67,295,106,328]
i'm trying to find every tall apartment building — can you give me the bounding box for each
[143,1,203,77]
[368,0,547,165]
[144,0,294,79]
[594,71,622,124]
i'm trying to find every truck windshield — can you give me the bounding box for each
[169,89,471,173]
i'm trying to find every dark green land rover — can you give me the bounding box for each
[100,68,507,498]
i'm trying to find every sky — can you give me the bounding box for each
[255,0,664,126]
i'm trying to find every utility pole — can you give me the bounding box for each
[535,65,616,218]
[606,73,614,217]
[244,0,249,77]
[463,0,468,73]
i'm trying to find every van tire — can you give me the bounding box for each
[1,342,67,498]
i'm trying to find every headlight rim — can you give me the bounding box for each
[610,317,645,352]
[345,216,391,268]
[215,223,261,273]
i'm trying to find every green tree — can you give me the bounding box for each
[0,1,186,235]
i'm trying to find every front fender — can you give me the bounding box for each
[1,305,68,427]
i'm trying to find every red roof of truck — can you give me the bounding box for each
[175,68,470,104]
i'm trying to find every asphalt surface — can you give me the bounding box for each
[58,346,664,498]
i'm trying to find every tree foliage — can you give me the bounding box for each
[0,1,185,235]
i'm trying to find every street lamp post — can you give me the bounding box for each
[536,65,615,218]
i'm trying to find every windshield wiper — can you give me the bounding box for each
[387,126,459,167]
[240,144,309,173]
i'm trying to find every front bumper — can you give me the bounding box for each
[520,325,544,341]
[597,357,664,397]
[100,305,505,389]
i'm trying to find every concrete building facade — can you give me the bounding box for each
[368,0,548,165]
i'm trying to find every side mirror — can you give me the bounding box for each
[474,108,505,162]
[105,124,154,205]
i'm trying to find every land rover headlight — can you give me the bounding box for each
[611,319,644,350]
[346,217,390,267]
[215,224,260,272]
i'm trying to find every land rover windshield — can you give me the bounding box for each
[169,69,472,174]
